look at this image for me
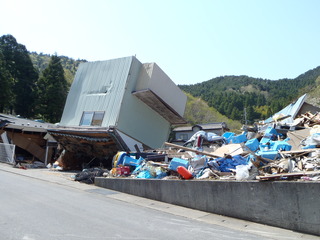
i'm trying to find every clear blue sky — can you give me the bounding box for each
[1,0,319,85]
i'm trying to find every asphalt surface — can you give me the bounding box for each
[0,163,318,240]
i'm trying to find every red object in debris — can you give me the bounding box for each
[117,166,130,176]
[177,166,193,179]
[196,135,202,147]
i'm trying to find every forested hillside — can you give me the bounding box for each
[29,52,86,84]
[182,93,242,131]
[1,33,319,127]
[179,67,320,123]
[0,34,69,122]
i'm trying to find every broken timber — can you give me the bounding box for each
[256,170,320,181]
[164,142,221,158]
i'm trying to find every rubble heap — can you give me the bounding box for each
[102,111,320,182]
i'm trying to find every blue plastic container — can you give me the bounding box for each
[116,152,129,166]
[169,158,189,171]
[245,138,259,151]
[222,132,235,143]
[230,133,247,144]
[260,127,278,144]
[123,156,143,167]
[272,141,292,151]
[256,150,279,160]
[259,141,275,151]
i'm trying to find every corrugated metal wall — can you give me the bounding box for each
[60,56,135,127]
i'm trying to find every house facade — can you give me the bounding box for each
[171,122,228,145]
[48,56,187,168]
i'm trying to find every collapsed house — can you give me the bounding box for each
[0,114,57,166]
[171,122,228,146]
[47,56,187,169]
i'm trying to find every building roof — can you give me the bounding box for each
[0,114,54,133]
[264,94,307,124]
[173,122,227,132]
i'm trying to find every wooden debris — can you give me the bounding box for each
[256,170,320,181]
[212,144,244,158]
[164,142,221,158]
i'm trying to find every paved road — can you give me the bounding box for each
[0,164,318,240]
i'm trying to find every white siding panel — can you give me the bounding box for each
[117,58,171,149]
[60,56,135,126]
[135,63,187,117]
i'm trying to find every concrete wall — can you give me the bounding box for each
[95,178,320,236]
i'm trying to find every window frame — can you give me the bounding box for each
[80,111,105,126]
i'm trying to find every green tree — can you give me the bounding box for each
[0,52,14,112]
[36,55,68,123]
[0,34,38,117]
[230,107,241,120]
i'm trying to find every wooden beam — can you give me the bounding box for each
[256,170,320,181]
[164,142,221,158]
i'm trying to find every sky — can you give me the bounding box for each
[1,0,320,85]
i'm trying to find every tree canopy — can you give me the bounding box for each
[179,67,320,123]
[0,52,14,112]
[0,34,38,117]
[36,55,68,123]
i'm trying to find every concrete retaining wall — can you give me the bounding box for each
[95,178,320,236]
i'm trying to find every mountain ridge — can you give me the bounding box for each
[29,51,320,125]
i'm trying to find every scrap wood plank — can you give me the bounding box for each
[256,170,320,181]
[281,148,318,154]
[211,143,244,157]
[286,128,311,151]
[164,142,221,158]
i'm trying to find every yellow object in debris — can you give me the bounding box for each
[272,113,285,122]
[110,168,117,177]
[112,151,127,168]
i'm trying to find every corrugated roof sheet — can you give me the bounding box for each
[60,56,137,127]
[264,94,307,124]
[0,114,53,132]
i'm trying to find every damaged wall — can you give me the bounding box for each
[117,58,171,148]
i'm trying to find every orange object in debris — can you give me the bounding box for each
[177,166,193,179]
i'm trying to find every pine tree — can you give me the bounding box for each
[0,52,14,112]
[36,55,68,123]
[0,34,38,117]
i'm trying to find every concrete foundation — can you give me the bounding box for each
[95,178,320,236]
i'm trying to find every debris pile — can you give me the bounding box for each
[73,168,107,184]
[104,111,320,182]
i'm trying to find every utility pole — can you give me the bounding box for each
[244,107,248,125]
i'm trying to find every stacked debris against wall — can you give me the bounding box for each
[101,111,320,182]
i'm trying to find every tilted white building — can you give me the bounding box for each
[48,56,187,168]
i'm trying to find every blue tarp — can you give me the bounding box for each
[213,155,249,172]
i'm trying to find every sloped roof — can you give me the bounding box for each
[264,94,307,124]
[0,114,54,133]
